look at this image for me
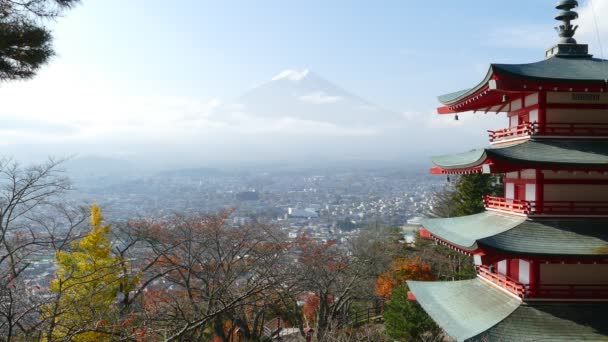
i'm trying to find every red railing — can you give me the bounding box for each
[488,123,534,142]
[489,122,608,143]
[527,284,608,299]
[484,196,531,214]
[476,266,526,297]
[485,197,608,216]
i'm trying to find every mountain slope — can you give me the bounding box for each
[224,69,400,126]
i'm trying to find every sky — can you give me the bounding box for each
[1,0,608,167]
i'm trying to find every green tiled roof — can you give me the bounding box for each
[470,303,608,342]
[479,219,608,256]
[493,57,608,83]
[438,56,608,105]
[437,88,477,104]
[407,279,522,342]
[421,212,525,249]
[424,213,608,256]
[409,280,608,342]
[432,140,608,170]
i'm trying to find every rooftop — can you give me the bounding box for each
[408,279,608,342]
[407,278,521,342]
[422,212,608,256]
[438,56,608,106]
[431,140,608,172]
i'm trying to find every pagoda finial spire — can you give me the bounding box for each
[555,0,579,44]
[546,0,590,58]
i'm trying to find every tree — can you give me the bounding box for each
[291,237,373,341]
[375,257,434,299]
[451,174,502,217]
[131,212,287,341]
[0,158,85,340]
[429,174,502,218]
[0,0,79,81]
[44,204,126,341]
[383,285,441,342]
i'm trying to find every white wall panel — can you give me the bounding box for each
[505,183,515,200]
[519,260,530,285]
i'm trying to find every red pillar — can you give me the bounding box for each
[538,91,547,134]
[528,259,541,297]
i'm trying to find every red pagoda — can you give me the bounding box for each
[408,1,608,341]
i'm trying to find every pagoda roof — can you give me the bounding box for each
[421,212,524,250]
[470,303,608,342]
[423,212,608,256]
[479,219,608,256]
[432,140,608,172]
[408,279,608,342]
[407,278,521,342]
[438,56,608,106]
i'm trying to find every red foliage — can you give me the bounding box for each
[375,257,435,299]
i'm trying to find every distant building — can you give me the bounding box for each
[236,191,259,201]
[287,208,319,219]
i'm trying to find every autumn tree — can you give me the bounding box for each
[375,257,435,299]
[43,204,130,341]
[290,236,375,341]
[128,212,287,341]
[0,158,85,340]
[375,249,452,340]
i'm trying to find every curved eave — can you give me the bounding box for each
[421,213,525,251]
[492,56,608,84]
[487,140,608,168]
[432,140,608,173]
[438,67,494,105]
[471,303,608,342]
[431,149,488,171]
[407,279,522,342]
[437,56,608,114]
[477,219,608,257]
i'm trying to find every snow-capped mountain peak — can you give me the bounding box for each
[271,68,310,82]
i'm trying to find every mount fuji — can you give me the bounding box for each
[231,69,400,127]
[169,68,466,165]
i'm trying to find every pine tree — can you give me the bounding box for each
[0,0,79,81]
[383,285,440,341]
[429,174,503,218]
[451,174,502,216]
[44,204,123,341]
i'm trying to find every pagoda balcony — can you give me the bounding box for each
[476,266,526,298]
[484,196,531,215]
[484,196,608,216]
[478,266,608,299]
[488,123,535,143]
[488,122,608,144]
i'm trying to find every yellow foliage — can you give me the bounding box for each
[44,204,123,341]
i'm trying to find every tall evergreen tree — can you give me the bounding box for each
[0,0,79,81]
[451,174,503,216]
[44,204,124,341]
[383,285,441,341]
[429,174,503,218]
